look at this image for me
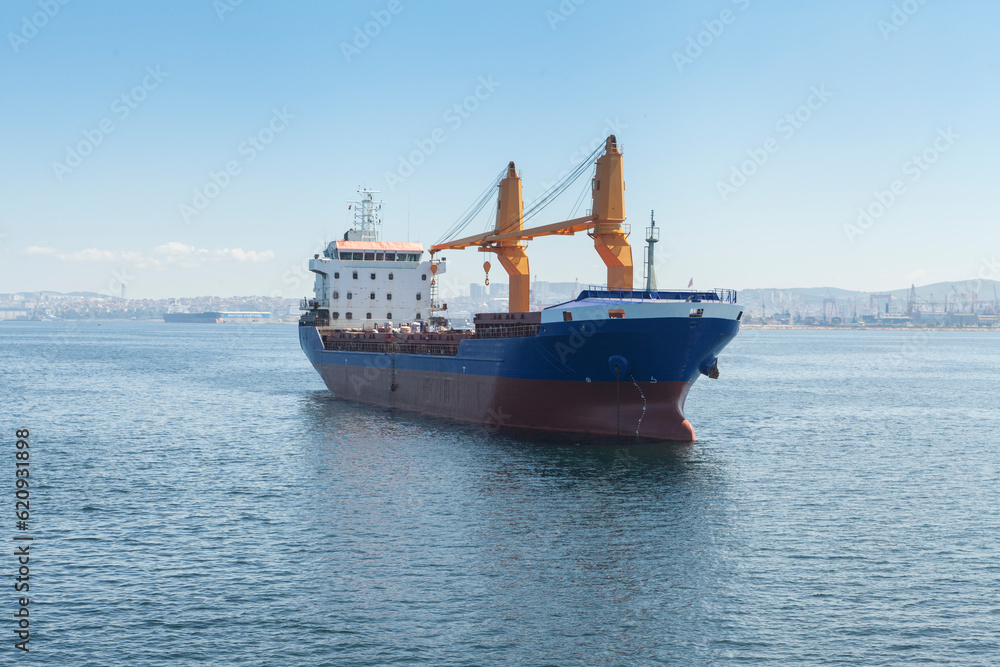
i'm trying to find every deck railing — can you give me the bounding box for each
[580,286,738,304]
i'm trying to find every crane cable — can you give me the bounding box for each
[520,142,603,226]
[436,141,604,246]
[436,165,507,245]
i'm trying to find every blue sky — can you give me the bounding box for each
[2,0,998,298]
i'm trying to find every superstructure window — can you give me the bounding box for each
[386,312,392,319]
[416,312,421,319]
[366,313,372,320]
[421,274,427,281]
[369,292,375,300]
[332,291,339,299]
[416,293,422,301]
[386,293,392,301]
[388,273,394,280]
[334,272,339,279]
[345,312,352,320]
[352,271,358,279]
[331,312,340,319]
[347,292,353,300]
[364,253,375,261]
[370,273,376,280]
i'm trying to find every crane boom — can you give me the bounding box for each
[431,135,633,298]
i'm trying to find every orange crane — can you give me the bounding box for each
[430,135,633,313]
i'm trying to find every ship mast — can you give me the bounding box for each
[644,210,659,291]
[347,188,384,242]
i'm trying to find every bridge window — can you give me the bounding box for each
[385,253,395,261]
[376,253,384,261]
[408,254,420,261]
[339,252,351,260]
[364,253,375,261]
[352,252,363,260]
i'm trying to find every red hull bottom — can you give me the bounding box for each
[313,363,697,441]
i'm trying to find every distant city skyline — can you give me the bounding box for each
[3,1,998,299]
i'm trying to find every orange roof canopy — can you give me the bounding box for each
[334,241,423,251]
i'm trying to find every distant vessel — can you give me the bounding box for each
[163,311,271,323]
[299,137,742,440]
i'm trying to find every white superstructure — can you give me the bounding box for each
[304,189,445,329]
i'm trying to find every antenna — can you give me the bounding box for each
[346,188,383,242]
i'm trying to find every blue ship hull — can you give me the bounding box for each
[299,292,742,440]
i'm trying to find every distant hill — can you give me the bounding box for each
[0,290,112,298]
[741,280,1000,315]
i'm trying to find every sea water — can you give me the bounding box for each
[2,321,998,665]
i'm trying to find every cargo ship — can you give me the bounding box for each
[299,136,742,440]
[164,311,222,323]
[164,311,272,323]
